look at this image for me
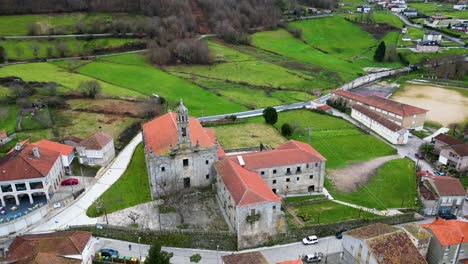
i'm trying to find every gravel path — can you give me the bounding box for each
[328,155,401,192]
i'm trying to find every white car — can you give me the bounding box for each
[302,235,319,245]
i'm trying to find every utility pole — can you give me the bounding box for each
[138,237,142,261]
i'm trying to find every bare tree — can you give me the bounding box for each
[127,211,141,224]
[75,19,87,34]
[55,41,70,57]
[79,80,102,98]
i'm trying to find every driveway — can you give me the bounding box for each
[394,136,433,172]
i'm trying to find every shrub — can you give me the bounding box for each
[281,123,293,137]
[79,80,102,99]
[190,254,202,263]
[374,41,386,62]
[263,107,278,125]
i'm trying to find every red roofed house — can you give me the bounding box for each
[342,223,428,264]
[351,104,410,145]
[143,100,222,198]
[276,259,302,264]
[6,230,95,264]
[417,170,465,216]
[329,90,428,131]
[226,140,326,195]
[422,218,468,264]
[439,143,468,173]
[76,131,115,167]
[33,139,75,173]
[433,133,463,155]
[0,142,64,206]
[215,159,283,249]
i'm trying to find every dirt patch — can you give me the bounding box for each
[357,23,398,39]
[67,99,148,117]
[328,155,400,192]
[392,84,468,126]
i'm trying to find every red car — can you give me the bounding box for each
[61,178,79,186]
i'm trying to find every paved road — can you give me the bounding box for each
[95,236,343,264]
[391,12,465,46]
[30,133,143,232]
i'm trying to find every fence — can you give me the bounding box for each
[70,224,237,250]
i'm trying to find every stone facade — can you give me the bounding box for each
[143,100,219,198]
[146,146,218,198]
[254,161,325,195]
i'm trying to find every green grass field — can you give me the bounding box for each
[74,60,247,116]
[285,194,326,203]
[0,63,145,98]
[211,122,286,149]
[0,13,113,36]
[0,104,18,134]
[0,86,11,100]
[408,3,468,17]
[252,29,363,83]
[399,48,468,64]
[87,143,151,217]
[247,109,396,168]
[0,38,140,60]
[326,158,417,210]
[286,200,378,226]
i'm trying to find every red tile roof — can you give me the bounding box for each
[420,172,466,196]
[7,231,92,264]
[276,260,302,264]
[0,144,61,182]
[352,105,405,132]
[433,134,463,146]
[143,112,217,155]
[227,140,325,170]
[332,90,428,116]
[78,131,113,150]
[317,105,332,111]
[34,139,74,156]
[345,223,427,264]
[422,218,468,246]
[450,144,468,157]
[215,159,280,207]
[221,252,268,264]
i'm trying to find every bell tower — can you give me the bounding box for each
[176,99,190,146]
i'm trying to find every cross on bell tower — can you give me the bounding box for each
[176,99,190,146]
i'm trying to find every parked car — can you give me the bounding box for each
[433,170,446,176]
[302,235,319,245]
[439,212,457,220]
[98,248,119,258]
[335,229,348,239]
[61,178,79,186]
[465,196,468,201]
[302,253,323,263]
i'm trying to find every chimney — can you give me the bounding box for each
[237,155,245,167]
[98,126,102,133]
[32,146,40,158]
[14,143,22,151]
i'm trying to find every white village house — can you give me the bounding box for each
[76,131,115,167]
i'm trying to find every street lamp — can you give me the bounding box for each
[216,245,219,264]
[138,237,141,261]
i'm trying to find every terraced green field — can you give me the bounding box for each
[75,60,247,116]
[0,38,140,60]
[0,63,144,98]
[326,158,417,210]
[0,104,18,134]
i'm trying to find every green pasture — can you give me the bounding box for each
[0,104,18,134]
[408,3,468,17]
[210,122,286,149]
[75,60,247,116]
[252,29,363,83]
[326,158,418,210]
[247,109,396,168]
[286,200,378,226]
[187,77,315,109]
[399,48,468,64]
[0,63,144,98]
[87,144,151,217]
[0,38,139,60]
[0,13,113,36]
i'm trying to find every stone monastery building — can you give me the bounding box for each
[142,100,326,248]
